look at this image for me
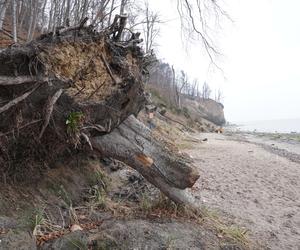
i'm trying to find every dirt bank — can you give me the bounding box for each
[184,133,300,250]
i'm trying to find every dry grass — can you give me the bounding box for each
[135,192,249,248]
[12,156,250,249]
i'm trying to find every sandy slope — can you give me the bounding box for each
[185,133,300,250]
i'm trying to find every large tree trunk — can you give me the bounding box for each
[0,17,200,205]
[92,115,199,205]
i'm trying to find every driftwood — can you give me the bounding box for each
[0,17,200,205]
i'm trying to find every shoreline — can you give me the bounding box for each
[226,117,300,135]
[224,130,300,163]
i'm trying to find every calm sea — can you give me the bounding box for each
[237,118,300,133]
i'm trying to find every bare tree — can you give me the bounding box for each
[81,0,89,21]
[190,79,198,97]
[90,0,111,27]
[26,0,33,41]
[142,0,160,53]
[64,0,71,26]
[171,65,176,103]
[202,81,211,99]
[107,0,115,25]
[0,0,9,30]
[214,88,223,103]
[18,0,27,31]
[11,0,17,42]
[120,0,127,15]
[174,70,188,108]
[28,0,38,41]
[40,0,48,33]
[176,0,231,65]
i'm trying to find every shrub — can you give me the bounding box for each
[66,111,84,134]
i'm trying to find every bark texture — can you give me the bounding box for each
[92,115,199,205]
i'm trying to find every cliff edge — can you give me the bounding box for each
[181,95,226,126]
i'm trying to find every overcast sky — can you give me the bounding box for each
[150,0,300,123]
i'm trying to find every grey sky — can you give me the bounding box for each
[150,0,300,122]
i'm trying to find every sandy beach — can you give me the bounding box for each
[184,132,300,250]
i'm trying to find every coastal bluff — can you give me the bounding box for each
[181,95,226,126]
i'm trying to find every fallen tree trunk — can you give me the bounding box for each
[0,17,200,205]
[92,115,199,204]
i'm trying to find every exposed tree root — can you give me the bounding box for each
[0,17,200,206]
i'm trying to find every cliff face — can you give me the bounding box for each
[181,96,226,126]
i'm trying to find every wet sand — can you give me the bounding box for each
[185,133,300,250]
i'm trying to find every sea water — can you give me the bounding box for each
[237,118,300,133]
